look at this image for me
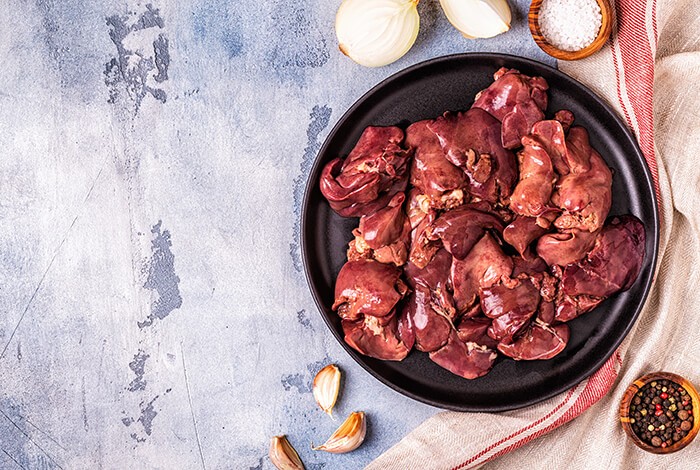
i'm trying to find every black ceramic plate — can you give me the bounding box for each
[301,53,659,412]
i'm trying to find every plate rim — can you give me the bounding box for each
[301,52,660,412]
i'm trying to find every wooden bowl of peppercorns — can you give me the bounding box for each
[620,372,700,453]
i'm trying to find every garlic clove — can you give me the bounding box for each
[312,411,367,453]
[335,0,420,68]
[313,364,341,418]
[270,435,305,470]
[439,0,511,39]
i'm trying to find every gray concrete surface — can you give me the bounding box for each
[0,1,553,468]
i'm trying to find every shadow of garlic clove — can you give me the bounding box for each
[313,364,341,418]
[312,411,367,454]
[270,435,305,470]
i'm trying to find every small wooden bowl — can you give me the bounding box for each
[529,0,613,61]
[619,372,700,454]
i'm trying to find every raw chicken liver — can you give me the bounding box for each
[323,69,646,380]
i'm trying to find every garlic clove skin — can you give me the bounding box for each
[335,0,420,68]
[439,0,511,39]
[270,435,306,470]
[312,411,367,454]
[313,364,341,418]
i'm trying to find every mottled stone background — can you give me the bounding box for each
[0,1,552,468]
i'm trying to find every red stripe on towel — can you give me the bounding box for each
[454,355,619,469]
[615,0,660,197]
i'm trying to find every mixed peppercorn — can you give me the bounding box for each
[629,379,694,448]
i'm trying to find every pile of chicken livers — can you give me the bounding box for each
[319,68,646,380]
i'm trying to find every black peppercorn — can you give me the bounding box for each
[628,379,694,448]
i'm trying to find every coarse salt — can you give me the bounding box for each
[539,0,603,52]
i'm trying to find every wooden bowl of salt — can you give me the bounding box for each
[529,0,613,61]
